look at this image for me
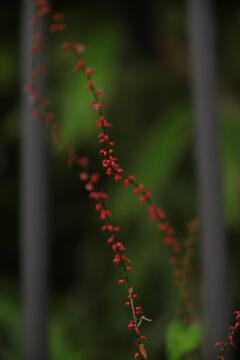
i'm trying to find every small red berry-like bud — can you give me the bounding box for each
[106,235,115,244]
[79,171,89,181]
[113,254,121,264]
[74,59,85,72]
[85,67,96,75]
[91,101,104,110]
[128,320,135,328]
[85,181,94,191]
[118,278,126,284]
[95,88,104,96]
[114,174,122,182]
[91,173,100,183]
[87,79,94,90]
[73,42,85,54]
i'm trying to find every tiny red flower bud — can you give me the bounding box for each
[95,88,104,96]
[73,42,85,54]
[79,171,89,181]
[87,79,94,90]
[118,278,126,284]
[107,235,115,244]
[113,254,121,264]
[74,59,85,72]
[85,67,95,75]
[128,320,135,328]
[85,181,94,191]
[91,100,104,110]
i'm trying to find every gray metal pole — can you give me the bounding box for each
[20,1,49,359]
[187,0,229,358]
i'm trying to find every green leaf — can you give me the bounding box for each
[165,319,202,360]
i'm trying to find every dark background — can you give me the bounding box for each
[1,0,240,359]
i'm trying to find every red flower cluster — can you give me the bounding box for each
[26,3,150,357]
[26,0,201,358]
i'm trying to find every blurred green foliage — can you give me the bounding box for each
[1,1,240,359]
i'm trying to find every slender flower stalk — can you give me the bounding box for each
[26,2,151,357]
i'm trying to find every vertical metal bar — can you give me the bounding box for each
[187,0,229,358]
[20,1,49,359]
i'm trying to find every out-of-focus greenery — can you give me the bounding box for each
[1,1,240,359]
[165,320,202,360]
